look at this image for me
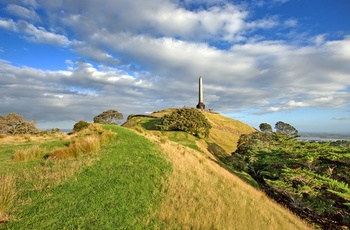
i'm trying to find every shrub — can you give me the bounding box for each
[73,120,90,133]
[157,108,211,138]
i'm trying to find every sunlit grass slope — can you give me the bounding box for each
[1,125,171,229]
[151,137,312,229]
[203,111,257,153]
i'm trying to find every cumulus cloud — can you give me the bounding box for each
[0,19,70,46]
[0,0,349,128]
[0,59,158,122]
[6,4,40,21]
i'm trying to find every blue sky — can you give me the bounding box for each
[0,0,349,133]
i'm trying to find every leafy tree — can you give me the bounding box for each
[73,120,90,132]
[93,110,123,124]
[259,123,272,132]
[157,108,211,138]
[274,121,298,137]
[0,113,38,135]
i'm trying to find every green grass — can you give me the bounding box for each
[1,125,171,229]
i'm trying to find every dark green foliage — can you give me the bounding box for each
[0,113,38,135]
[232,132,350,228]
[157,108,211,138]
[259,123,272,132]
[73,120,89,132]
[94,110,123,124]
[275,121,298,137]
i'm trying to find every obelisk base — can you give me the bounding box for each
[196,102,205,110]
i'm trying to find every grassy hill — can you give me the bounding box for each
[136,108,257,153]
[0,112,312,229]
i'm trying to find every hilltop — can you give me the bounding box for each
[0,109,312,229]
[125,108,256,154]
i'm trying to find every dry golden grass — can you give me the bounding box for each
[13,145,47,162]
[203,112,257,153]
[150,108,178,117]
[0,174,16,223]
[145,134,311,230]
[0,133,69,145]
[148,108,257,153]
[50,136,101,160]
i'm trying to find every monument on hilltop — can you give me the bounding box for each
[196,76,205,110]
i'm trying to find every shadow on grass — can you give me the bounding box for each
[141,118,161,130]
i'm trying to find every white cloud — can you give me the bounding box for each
[0,59,157,122]
[6,4,40,21]
[0,19,70,46]
[0,0,349,127]
[0,18,17,31]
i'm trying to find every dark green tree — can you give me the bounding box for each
[274,121,298,137]
[259,123,272,133]
[157,108,211,138]
[73,120,90,132]
[93,110,123,124]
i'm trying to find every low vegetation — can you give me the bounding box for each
[227,131,350,229]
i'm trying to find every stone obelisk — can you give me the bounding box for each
[196,76,205,110]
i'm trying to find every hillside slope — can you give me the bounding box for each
[1,118,311,229]
[124,108,311,229]
[148,134,311,229]
[148,108,256,153]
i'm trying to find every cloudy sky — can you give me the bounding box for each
[0,0,349,133]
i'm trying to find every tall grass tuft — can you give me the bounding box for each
[99,130,116,145]
[0,174,16,223]
[50,136,101,160]
[13,145,47,161]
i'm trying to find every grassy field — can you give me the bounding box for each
[1,116,312,229]
[0,125,171,229]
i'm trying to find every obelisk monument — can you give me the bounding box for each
[196,76,205,109]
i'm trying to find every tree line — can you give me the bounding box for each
[0,110,124,135]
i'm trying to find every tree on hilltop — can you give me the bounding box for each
[259,123,272,133]
[93,110,123,125]
[157,108,211,138]
[275,121,298,137]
